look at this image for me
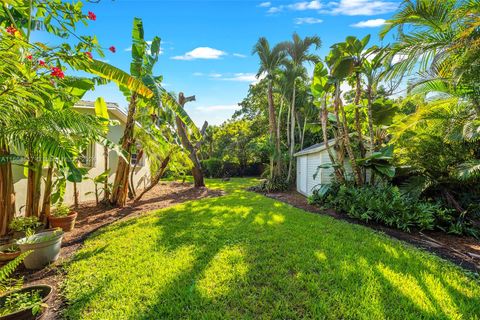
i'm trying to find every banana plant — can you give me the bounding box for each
[82,17,199,206]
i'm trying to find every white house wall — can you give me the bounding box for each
[12,108,151,214]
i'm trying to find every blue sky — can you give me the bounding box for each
[72,0,402,125]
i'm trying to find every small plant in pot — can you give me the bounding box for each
[48,203,77,232]
[0,244,21,265]
[17,229,64,270]
[9,217,44,240]
[0,252,52,320]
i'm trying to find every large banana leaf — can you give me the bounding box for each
[130,17,146,78]
[311,62,329,99]
[86,59,153,98]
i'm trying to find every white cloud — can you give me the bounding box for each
[295,17,323,24]
[172,47,226,60]
[193,72,204,76]
[288,0,322,10]
[351,18,386,27]
[267,6,282,13]
[267,0,321,13]
[209,73,223,78]
[258,1,271,7]
[233,53,247,58]
[328,0,398,16]
[196,105,240,112]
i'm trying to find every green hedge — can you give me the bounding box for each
[201,158,263,178]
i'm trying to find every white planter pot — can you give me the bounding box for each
[17,230,64,269]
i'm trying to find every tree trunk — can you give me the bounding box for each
[321,98,345,183]
[40,161,54,223]
[337,83,363,186]
[267,81,281,176]
[135,154,171,202]
[0,142,15,236]
[111,93,137,207]
[73,181,79,208]
[287,81,296,183]
[103,145,109,201]
[354,72,365,158]
[25,159,42,217]
[176,92,205,188]
[128,150,143,199]
[367,86,375,152]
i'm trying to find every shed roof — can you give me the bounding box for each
[294,139,336,157]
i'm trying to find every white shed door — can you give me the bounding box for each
[297,156,308,195]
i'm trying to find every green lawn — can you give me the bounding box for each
[63,178,480,319]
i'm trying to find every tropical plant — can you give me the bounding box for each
[280,32,321,183]
[252,37,286,177]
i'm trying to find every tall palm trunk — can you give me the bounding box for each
[287,80,296,182]
[336,83,363,185]
[0,141,15,236]
[267,81,281,176]
[25,159,42,217]
[111,93,137,207]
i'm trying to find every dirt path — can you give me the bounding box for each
[265,191,480,272]
[19,182,223,319]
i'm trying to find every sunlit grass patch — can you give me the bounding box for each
[63,178,480,319]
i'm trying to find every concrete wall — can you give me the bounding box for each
[12,108,151,214]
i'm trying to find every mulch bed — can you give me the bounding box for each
[15,182,223,320]
[264,190,480,273]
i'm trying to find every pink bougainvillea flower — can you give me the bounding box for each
[87,11,96,21]
[51,67,65,79]
[85,51,93,59]
[109,46,116,53]
[38,60,46,67]
[26,55,33,60]
[6,25,17,35]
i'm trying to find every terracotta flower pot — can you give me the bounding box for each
[0,244,21,265]
[48,211,77,232]
[17,230,64,270]
[0,284,52,320]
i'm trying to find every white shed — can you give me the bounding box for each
[294,140,352,197]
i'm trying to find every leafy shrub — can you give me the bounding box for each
[9,216,42,233]
[201,158,264,178]
[52,203,71,217]
[249,174,291,193]
[201,158,223,178]
[324,184,440,232]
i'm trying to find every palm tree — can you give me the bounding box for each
[280,32,321,182]
[252,37,286,178]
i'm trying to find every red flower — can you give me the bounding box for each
[26,55,32,60]
[39,60,46,67]
[87,11,96,21]
[51,67,65,79]
[109,46,116,53]
[6,25,17,35]
[85,51,93,59]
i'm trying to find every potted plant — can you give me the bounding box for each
[0,253,52,320]
[16,229,64,270]
[48,204,77,232]
[0,244,21,265]
[9,217,43,240]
